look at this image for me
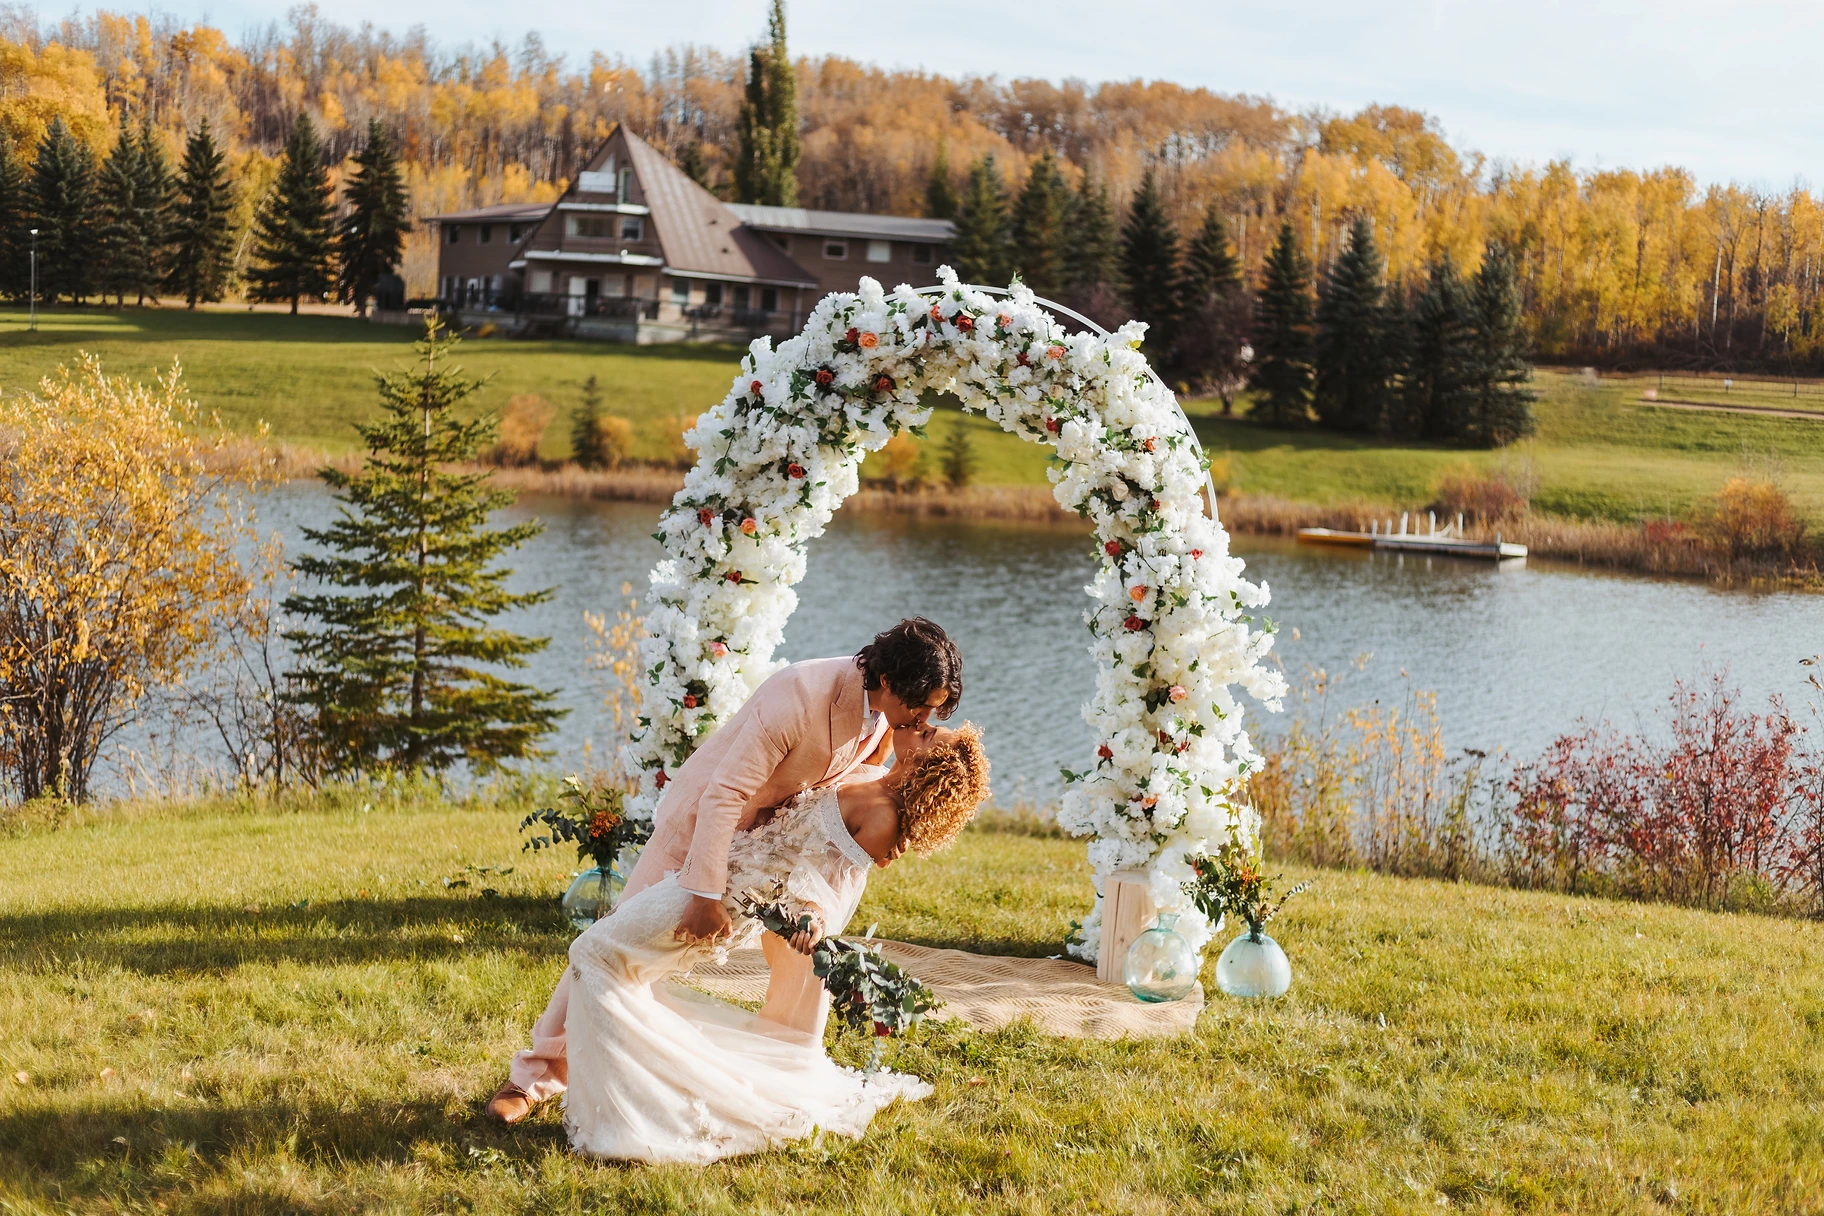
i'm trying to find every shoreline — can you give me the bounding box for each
[248,455,1821,588]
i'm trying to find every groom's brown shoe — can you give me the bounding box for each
[485,1082,533,1124]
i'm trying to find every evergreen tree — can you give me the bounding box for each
[247,111,336,314]
[1010,149,1068,297]
[1063,170,1119,298]
[0,139,29,300]
[1377,283,1419,437]
[167,120,235,309]
[1466,242,1536,446]
[337,119,412,316]
[677,140,712,190]
[1181,203,1242,304]
[1120,168,1181,355]
[29,116,97,304]
[924,141,958,220]
[284,321,564,775]
[133,118,175,304]
[952,154,1012,285]
[95,116,145,306]
[1407,254,1477,440]
[570,374,607,468]
[939,418,978,489]
[732,0,799,206]
[1249,221,1316,427]
[1313,215,1390,434]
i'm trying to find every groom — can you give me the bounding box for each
[486,617,964,1123]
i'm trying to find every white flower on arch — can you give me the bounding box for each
[624,268,1286,960]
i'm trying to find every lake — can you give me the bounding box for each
[119,481,1823,802]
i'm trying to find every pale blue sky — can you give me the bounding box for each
[63,0,1824,186]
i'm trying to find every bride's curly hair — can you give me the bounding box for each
[898,722,990,855]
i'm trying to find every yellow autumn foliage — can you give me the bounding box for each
[0,356,263,802]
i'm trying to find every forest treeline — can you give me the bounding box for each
[3,4,1823,366]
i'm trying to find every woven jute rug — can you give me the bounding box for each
[678,941,1203,1039]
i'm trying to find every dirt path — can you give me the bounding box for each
[1641,396,1824,421]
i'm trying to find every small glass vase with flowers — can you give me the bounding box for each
[521,776,653,930]
[1182,826,1311,998]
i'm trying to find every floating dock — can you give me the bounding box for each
[1297,512,1526,562]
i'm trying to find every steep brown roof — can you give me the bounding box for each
[620,130,817,287]
[424,201,552,224]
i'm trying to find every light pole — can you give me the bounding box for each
[27,228,37,331]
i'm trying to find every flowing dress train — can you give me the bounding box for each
[561,780,931,1163]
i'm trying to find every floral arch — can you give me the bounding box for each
[624,268,1286,960]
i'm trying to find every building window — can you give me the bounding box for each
[761,286,778,313]
[822,240,848,260]
[479,224,493,244]
[529,269,553,294]
[620,216,644,241]
[671,277,689,305]
[733,284,751,310]
[618,167,633,199]
[866,240,891,263]
[567,214,616,238]
[704,282,724,306]
[447,225,461,244]
[509,223,523,242]
[911,243,933,265]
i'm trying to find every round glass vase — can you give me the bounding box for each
[1122,912,1201,1003]
[1215,929,1292,998]
[561,866,626,931]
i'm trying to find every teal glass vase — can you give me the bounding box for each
[561,866,626,931]
[1215,930,1292,998]
[1122,912,1200,1003]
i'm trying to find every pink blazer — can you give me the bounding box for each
[633,656,882,897]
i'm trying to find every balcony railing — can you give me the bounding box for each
[514,293,657,320]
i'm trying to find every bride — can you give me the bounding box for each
[562,721,990,1163]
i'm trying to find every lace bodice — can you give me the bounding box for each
[719,774,879,948]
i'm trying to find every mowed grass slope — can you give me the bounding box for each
[7,307,1824,521]
[3,792,1823,1213]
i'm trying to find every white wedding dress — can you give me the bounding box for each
[561,775,933,1163]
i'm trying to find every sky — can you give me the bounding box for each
[62,0,1824,187]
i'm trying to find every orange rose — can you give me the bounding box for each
[1129,585,1148,603]
[858,331,879,348]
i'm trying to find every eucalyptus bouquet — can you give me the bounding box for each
[737,891,939,1071]
[520,775,652,873]
[1182,828,1311,943]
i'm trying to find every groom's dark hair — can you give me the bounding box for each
[856,618,963,719]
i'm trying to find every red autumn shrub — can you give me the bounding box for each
[1431,463,1532,524]
[1505,675,1824,911]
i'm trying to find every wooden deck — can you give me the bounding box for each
[1296,524,1526,562]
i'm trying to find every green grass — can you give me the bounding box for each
[0,307,746,462]
[4,790,1823,1212]
[1188,369,1824,523]
[8,307,1824,522]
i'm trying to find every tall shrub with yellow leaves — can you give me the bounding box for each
[0,356,260,802]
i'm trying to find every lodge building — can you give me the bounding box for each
[425,125,954,343]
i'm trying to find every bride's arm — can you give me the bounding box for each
[783,903,825,955]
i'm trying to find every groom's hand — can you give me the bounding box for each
[674,894,732,945]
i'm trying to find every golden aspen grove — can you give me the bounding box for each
[4,7,1824,367]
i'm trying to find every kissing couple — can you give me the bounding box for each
[486,618,991,1163]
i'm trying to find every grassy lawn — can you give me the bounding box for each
[7,307,1824,522]
[1188,369,1824,523]
[4,791,1823,1212]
